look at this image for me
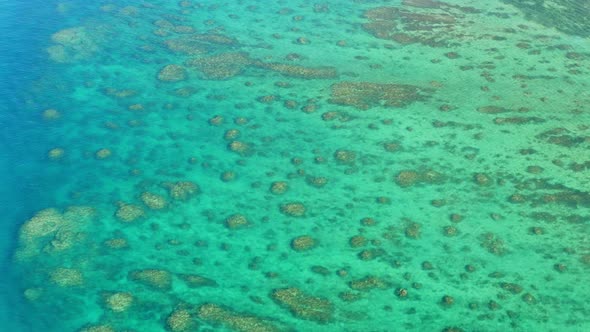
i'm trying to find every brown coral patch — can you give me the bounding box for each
[224,214,250,229]
[271,288,334,323]
[49,268,84,287]
[348,276,391,291]
[270,181,288,195]
[164,38,210,55]
[163,181,199,200]
[185,52,253,80]
[140,192,168,210]
[403,0,444,8]
[227,140,253,156]
[179,274,218,288]
[115,202,145,222]
[102,88,138,99]
[16,207,95,259]
[158,65,187,82]
[334,149,356,164]
[362,5,474,47]
[102,292,133,312]
[166,308,197,332]
[329,81,427,110]
[255,62,338,79]
[197,303,282,332]
[47,27,99,63]
[128,269,172,290]
[280,202,306,217]
[395,169,444,187]
[477,106,511,114]
[290,235,317,251]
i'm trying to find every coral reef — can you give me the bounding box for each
[48,148,65,160]
[224,214,250,229]
[140,192,168,210]
[16,207,95,259]
[279,202,306,217]
[47,27,99,63]
[334,149,356,164]
[186,52,253,80]
[157,65,187,82]
[330,82,427,110]
[179,274,218,288]
[227,141,253,156]
[271,288,334,323]
[128,269,172,290]
[166,308,197,332]
[348,276,391,291]
[361,4,476,47]
[49,268,84,287]
[197,303,282,332]
[163,181,199,201]
[394,169,444,187]
[270,182,288,195]
[102,292,133,312]
[95,148,112,160]
[290,235,317,251]
[114,202,145,222]
[255,62,338,79]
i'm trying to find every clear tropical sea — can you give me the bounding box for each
[1,0,589,331]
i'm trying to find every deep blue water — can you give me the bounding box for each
[0,0,61,329]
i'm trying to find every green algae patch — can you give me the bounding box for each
[197,303,284,332]
[329,82,427,110]
[270,288,334,323]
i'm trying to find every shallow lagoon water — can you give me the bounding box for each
[1,0,590,331]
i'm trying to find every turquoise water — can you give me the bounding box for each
[1,0,590,331]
